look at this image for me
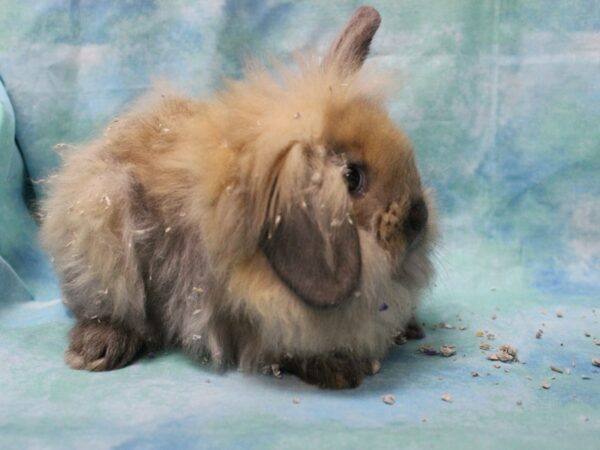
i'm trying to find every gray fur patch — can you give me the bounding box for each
[261,200,361,309]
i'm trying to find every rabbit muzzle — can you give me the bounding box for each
[374,195,428,257]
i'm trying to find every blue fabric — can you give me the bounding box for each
[0,1,599,448]
[0,79,57,303]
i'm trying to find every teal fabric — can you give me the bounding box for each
[1,1,599,448]
[0,81,57,303]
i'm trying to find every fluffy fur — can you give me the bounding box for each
[40,6,437,388]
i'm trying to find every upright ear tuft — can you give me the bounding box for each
[322,5,381,76]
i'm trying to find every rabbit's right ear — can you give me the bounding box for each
[322,6,381,76]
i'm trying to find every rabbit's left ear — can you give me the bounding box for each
[322,6,381,76]
[261,199,361,309]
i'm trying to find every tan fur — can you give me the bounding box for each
[40,6,438,387]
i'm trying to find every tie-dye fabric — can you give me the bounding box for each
[0,1,598,448]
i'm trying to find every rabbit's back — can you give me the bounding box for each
[40,95,207,335]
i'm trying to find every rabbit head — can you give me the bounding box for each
[193,6,436,314]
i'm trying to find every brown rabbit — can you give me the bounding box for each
[41,6,437,389]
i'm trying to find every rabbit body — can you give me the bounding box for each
[41,7,437,388]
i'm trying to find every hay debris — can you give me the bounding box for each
[382,394,396,405]
[487,344,518,363]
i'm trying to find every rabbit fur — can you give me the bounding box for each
[41,6,437,389]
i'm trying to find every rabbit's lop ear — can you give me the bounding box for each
[261,188,361,309]
[322,5,381,76]
[260,144,361,308]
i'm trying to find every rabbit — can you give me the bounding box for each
[40,6,438,389]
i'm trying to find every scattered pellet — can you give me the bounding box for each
[293,112,301,119]
[192,309,202,316]
[516,400,523,406]
[382,394,396,405]
[556,311,563,318]
[525,376,532,381]
[418,345,438,356]
[584,331,591,337]
[475,330,485,337]
[441,394,453,403]
[479,342,491,351]
[493,364,501,369]
[487,344,518,363]
[471,371,479,377]
[491,314,497,320]
[459,326,468,331]
[581,375,591,380]
[292,397,301,405]
[379,303,389,312]
[542,382,551,390]
[594,341,600,346]
[550,365,563,374]
[592,357,600,368]
[439,345,456,357]
[164,227,172,233]
[487,332,496,340]
[371,360,381,375]
[192,334,202,341]
[536,329,543,339]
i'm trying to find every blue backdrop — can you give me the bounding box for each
[1,1,599,448]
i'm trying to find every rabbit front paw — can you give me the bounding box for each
[65,319,143,371]
[281,352,371,389]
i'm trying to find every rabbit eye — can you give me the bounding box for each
[343,164,366,195]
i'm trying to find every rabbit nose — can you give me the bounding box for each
[404,197,428,242]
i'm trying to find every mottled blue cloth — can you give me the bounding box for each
[0,1,599,448]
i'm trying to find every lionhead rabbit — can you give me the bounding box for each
[41,6,437,389]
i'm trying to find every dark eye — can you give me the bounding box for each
[343,164,366,195]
